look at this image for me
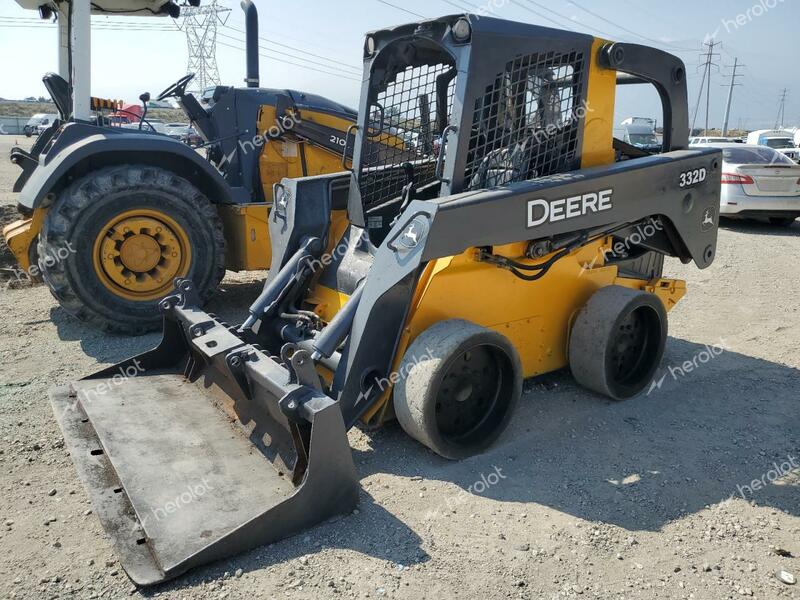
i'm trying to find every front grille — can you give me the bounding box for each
[358,62,456,209]
[465,50,586,190]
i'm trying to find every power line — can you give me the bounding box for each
[440,0,474,13]
[216,39,361,82]
[516,0,698,57]
[374,0,427,19]
[0,19,179,31]
[565,0,697,52]
[0,15,179,30]
[519,0,614,35]
[221,24,361,73]
[217,31,361,78]
[509,0,566,29]
[0,15,360,80]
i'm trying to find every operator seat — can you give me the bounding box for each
[42,73,72,120]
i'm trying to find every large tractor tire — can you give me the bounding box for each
[394,319,522,460]
[38,165,226,335]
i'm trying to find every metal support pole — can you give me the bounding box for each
[71,0,91,120]
[57,4,70,81]
[722,58,740,137]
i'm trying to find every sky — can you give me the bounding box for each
[0,0,797,131]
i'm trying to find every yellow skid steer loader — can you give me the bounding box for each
[50,14,721,585]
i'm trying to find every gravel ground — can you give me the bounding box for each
[0,134,798,600]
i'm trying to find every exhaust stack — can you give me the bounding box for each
[241,0,260,88]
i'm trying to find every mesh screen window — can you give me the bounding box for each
[465,50,586,190]
[359,63,456,209]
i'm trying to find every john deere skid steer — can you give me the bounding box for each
[51,14,721,585]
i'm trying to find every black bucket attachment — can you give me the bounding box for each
[50,280,358,586]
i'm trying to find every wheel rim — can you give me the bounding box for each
[434,345,513,447]
[609,306,661,388]
[92,208,192,301]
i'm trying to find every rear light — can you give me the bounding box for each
[721,173,754,185]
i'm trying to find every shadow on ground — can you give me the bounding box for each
[50,278,264,363]
[358,337,800,531]
[141,493,428,597]
[720,217,799,237]
[145,337,798,593]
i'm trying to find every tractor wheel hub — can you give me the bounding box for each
[93,210,192,301]
[119,234,162,273]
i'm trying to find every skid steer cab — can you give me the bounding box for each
[51,14,721,586]
[2,1,388,334]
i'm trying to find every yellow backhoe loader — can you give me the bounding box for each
[4,0,405,333]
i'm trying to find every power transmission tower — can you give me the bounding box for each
[721,58,744,136]
[176,0,231,95]
[774,88,788,129]
[691,40,721,135]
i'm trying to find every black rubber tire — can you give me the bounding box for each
[37,165,226,335]
[569,285,667,400]
[394,319,522,460]
[769,217,797,228]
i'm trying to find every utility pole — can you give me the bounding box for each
[721,58,744,137]
[775,88,788,129]
[692,40,721,135]
[177,0,231,95]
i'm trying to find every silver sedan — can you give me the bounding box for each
[700,143,800,227]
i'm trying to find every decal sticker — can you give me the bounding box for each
[701,206,715,231]
[679,168,707,188]
[527,189,613,228]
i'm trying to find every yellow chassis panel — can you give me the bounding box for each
[1,208,46,273]
[257,105,351,202]
[217,204,272,271]
[357,238,686,426]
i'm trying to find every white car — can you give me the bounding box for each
[146,119,168,134]
[28,113,59,136]
[23,113,52,137]
[689,136,729,145]
[745,129,800,163]
[710,143,800,227]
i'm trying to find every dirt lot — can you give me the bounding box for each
[0,134,798,600]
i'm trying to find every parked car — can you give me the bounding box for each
[119,119,169,135]
[745,129,800,163]
[145,119,168,134]
[709,143,800,227]
[35,114,60,135]
[164,123,203,147]
[689,136,729,145]
[614,117,661,152]
[23,113,58,137]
